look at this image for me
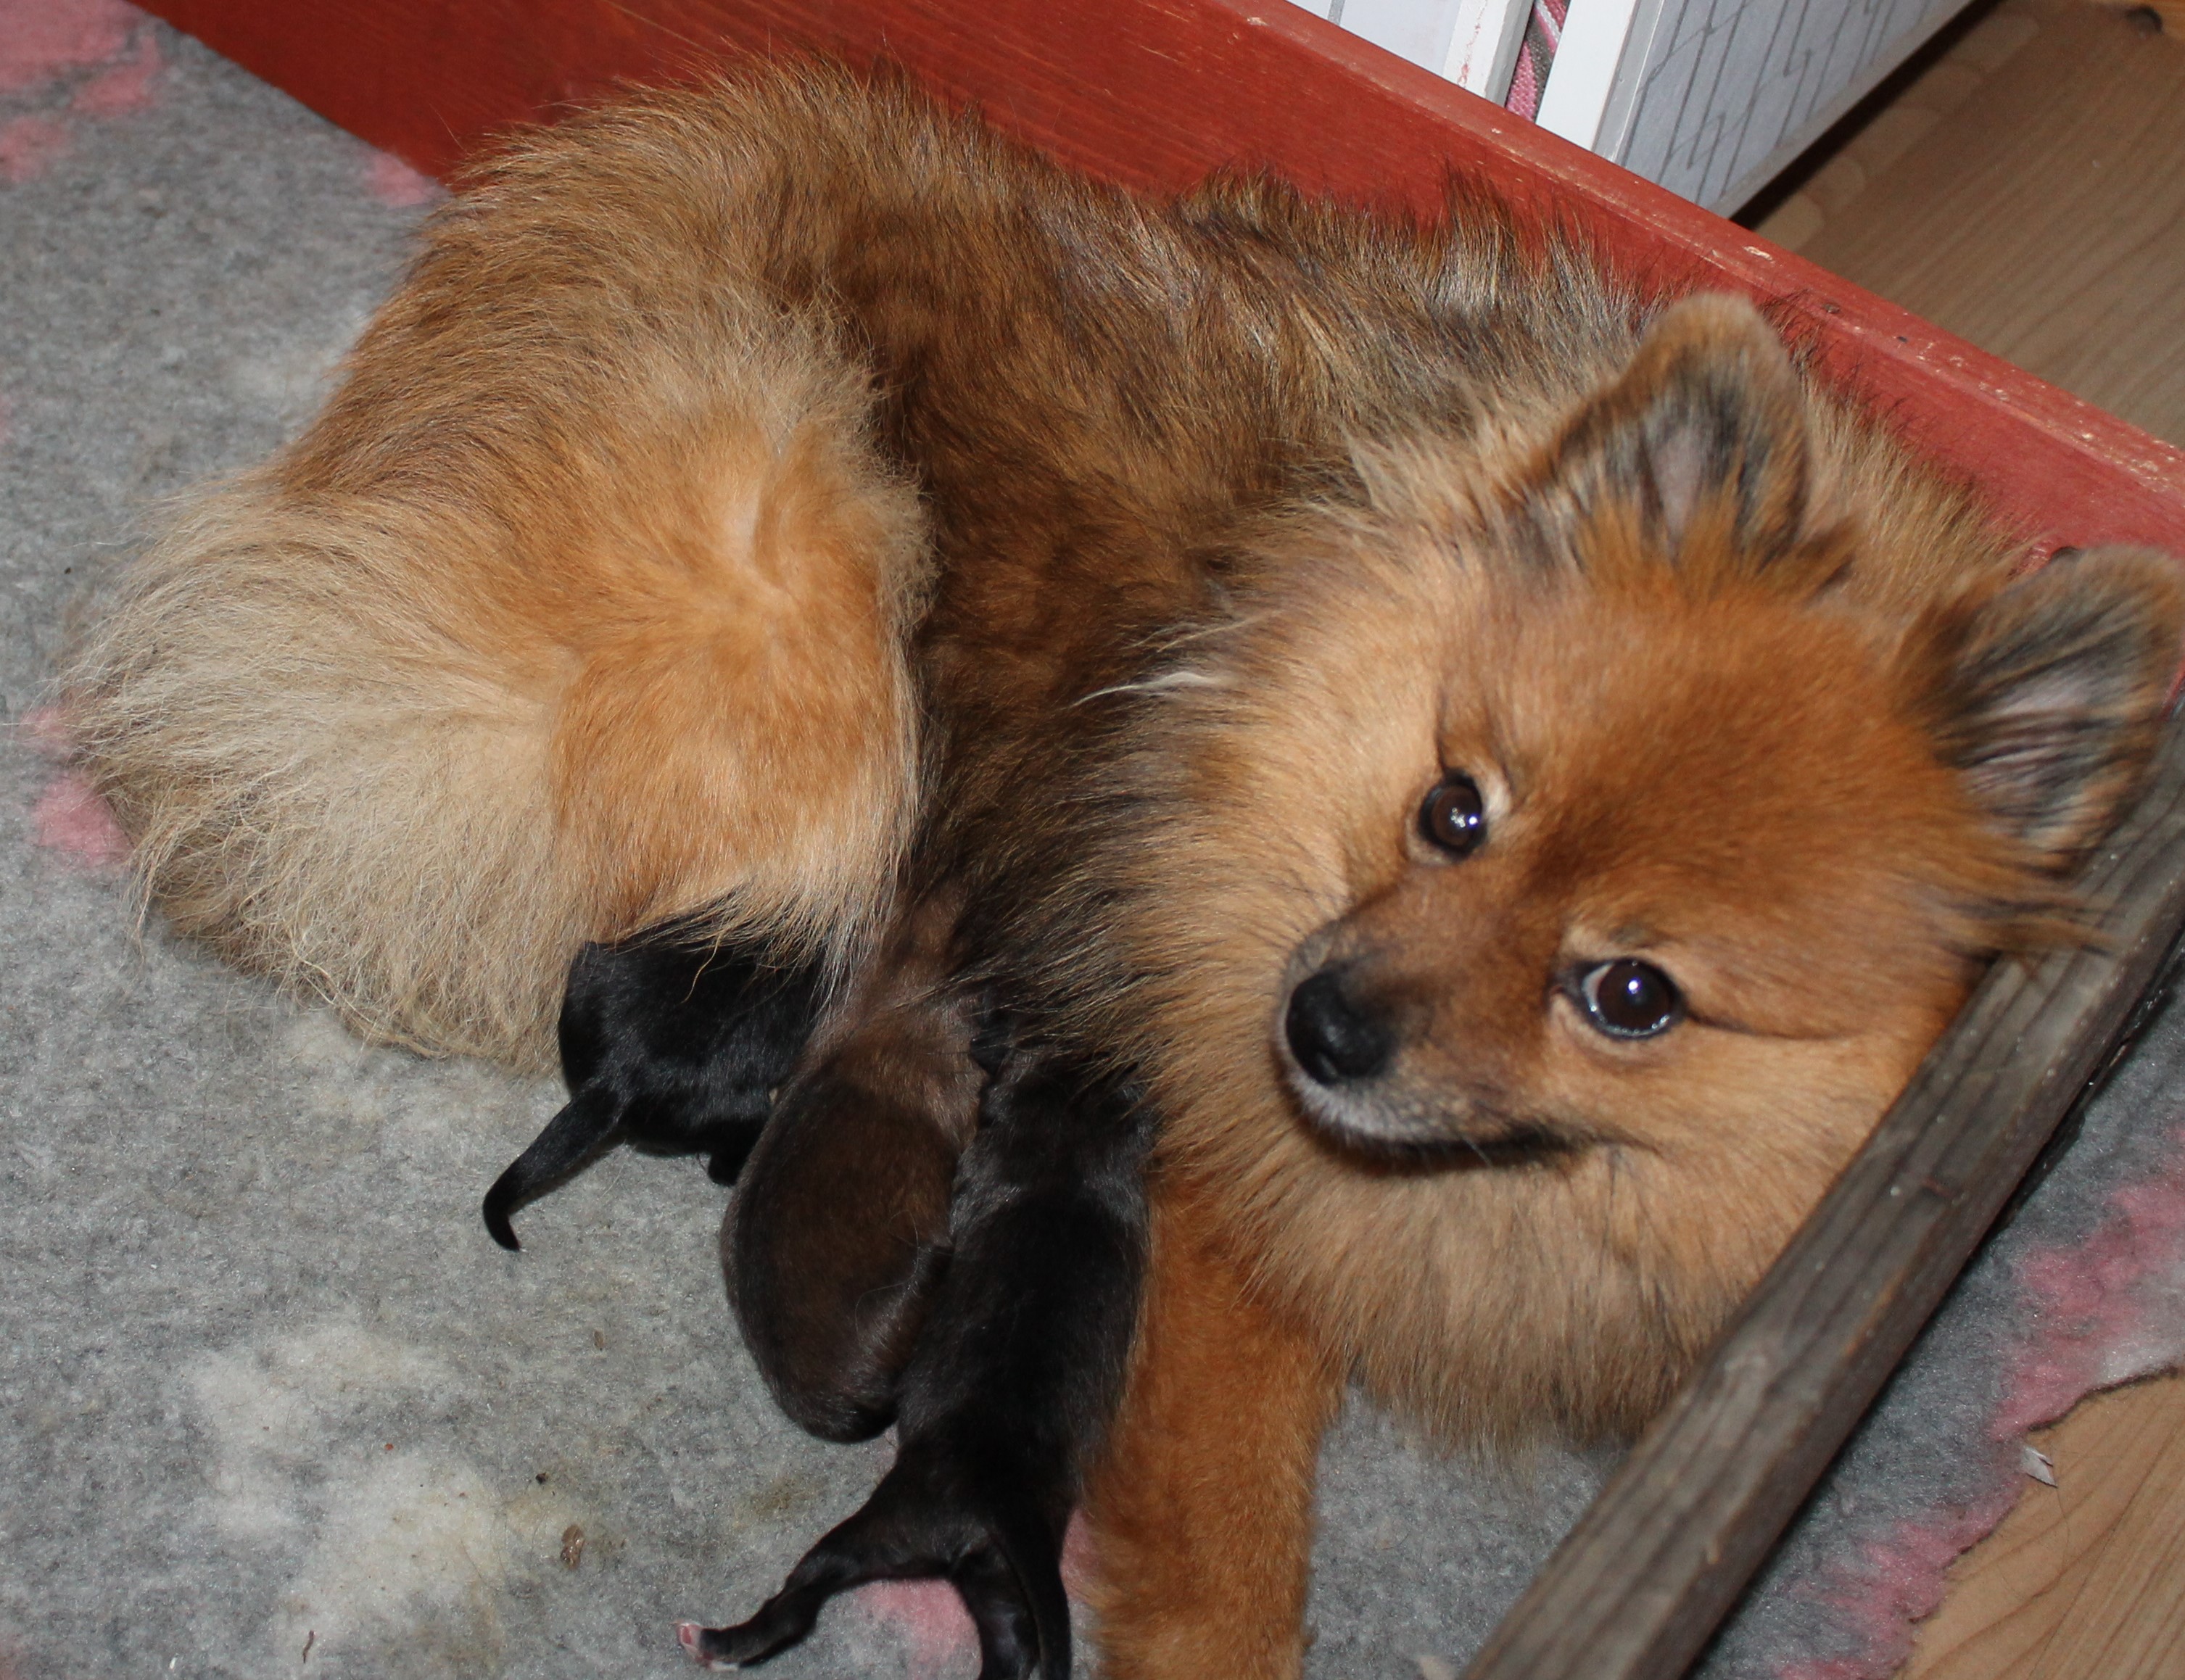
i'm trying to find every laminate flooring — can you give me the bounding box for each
[1748,9,2185,1672]
[1900,1372,2185,1679]
[1749,0,2185,448]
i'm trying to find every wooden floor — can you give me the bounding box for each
[1748,0,2185,447]
[1901,1372,2185,1679]
[1743,7,2185,1673]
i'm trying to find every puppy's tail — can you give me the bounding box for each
[64,320,929,1072]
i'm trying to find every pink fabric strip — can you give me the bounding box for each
[1504,0,1571,122]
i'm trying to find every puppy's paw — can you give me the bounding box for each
[681,1436,1070,1679]
[677,1619,738,1670]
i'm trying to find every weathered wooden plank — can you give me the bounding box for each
[1461,716,2185,1680]
[133,0,2185,555]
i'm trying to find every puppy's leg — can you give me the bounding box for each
[1083,1180,1344,1680]
[482,1089,621,1252]
[558,928,827,1170]
[483,927,829,1249]
[691,1047,1156,1680]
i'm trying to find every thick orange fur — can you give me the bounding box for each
[67,91,935,1066]
[61,67,2185,1671]
[1054,302,2182,1671]
[1083,1177,1342,1679]
[1069,365,2184,1447]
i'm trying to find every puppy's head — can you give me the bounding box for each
[1113,295,2184,1438]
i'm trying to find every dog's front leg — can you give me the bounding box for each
[1082,1178,1344,1680]
[685,1045,1155,1680]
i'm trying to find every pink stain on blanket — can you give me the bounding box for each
[0,0,161,184]
[852,1580,978,1679]
[0,115,70,184]
[1770,1119,2185,1679]
[23,710,129,868]
[24,706,70,753]
[1773,1481,2022,1680]
[1995,1141,2185,1438]
[70,30,162,117]
[0,0,138,94]
[32,771,130,866]
[365,149,442,208]
[847,1514,1094,1677]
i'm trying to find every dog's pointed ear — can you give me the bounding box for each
[1535,294,1815,567]
[1915,548,2184,869]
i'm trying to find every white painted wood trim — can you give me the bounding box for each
[1535,0,1643,149]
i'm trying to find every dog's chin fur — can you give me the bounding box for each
[1139,909,1942,1446]
[1284,1081,1595,1168]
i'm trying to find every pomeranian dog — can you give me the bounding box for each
[63,63,2183,1680]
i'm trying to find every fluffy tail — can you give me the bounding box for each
[65,113,930,1069]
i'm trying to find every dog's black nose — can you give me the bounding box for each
[1285,968,1392,1085]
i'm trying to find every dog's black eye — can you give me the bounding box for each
[1578,959,1681,1039]
[1419,772,1487,856]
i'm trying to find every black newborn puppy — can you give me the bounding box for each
[689,1042,1155,1679]
[482,929,827,1249]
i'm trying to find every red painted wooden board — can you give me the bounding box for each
[134,0,2185,562]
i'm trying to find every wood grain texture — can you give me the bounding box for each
[1460,715,2185,1680]
[1756,0,2185,450]
[134,0,2185,556]
[1903,1372,2185,1680]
